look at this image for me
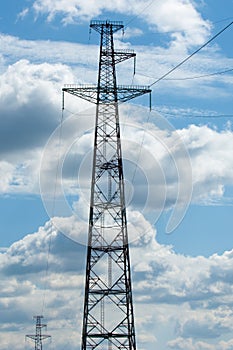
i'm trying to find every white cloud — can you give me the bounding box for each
[0,162,14,192]
[39,105,233,235]
[1,2,233,350]
[168,337,233,350]
[179,124,233,204]
[0,59,71,147]
[1,63,233,210]
[38,104,193,234]
[16,8,29,21]
[1,215,233,349]
[139,0,211,48]
[0,59,80,194]
[0,11,232,242]
[0,32,98,73]
[31,0,211,48]
[1,29,233,100]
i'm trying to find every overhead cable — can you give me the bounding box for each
[125,0,156,28]
[136,67,233,81]
[164,67,233,81]
[149,21,233,87]
[163,113,233,119]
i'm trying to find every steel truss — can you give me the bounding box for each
[63,20,151,350]
[26,316,51,350]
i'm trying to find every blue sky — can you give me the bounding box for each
[1,1,233,350]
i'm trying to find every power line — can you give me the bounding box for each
[167,115,233,119]
[126,16,233,36]
[214,16,233,24]
[137,67,233,82]
[124,0,156,28]
[149,20,233,87]
[165,67,233,81]
[154,110,233,119]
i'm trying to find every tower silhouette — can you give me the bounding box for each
[26,316,51,350]
[63,20,151,350]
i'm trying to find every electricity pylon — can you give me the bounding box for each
[63,20,151,350]
[26,316,51,350]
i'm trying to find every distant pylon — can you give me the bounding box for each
[26,316,51,350]
[63,20,151,350]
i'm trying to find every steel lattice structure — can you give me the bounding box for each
[26,316,51,350]
[63,20,151,350]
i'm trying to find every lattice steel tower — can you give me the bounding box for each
[26,316,51,350]
[63,20,151,350]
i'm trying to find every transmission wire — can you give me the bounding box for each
[163,67,233,81]
[128,21,233,193]
[157,111,233,119]
[124,0,157,28]
[137,66,233,82]
[149,20,233,87]
[214,16,233,24]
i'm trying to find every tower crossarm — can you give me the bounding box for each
[90,20,124,34]
[25,334,51,340]
[112,50,136,64]
[63,84,98,104]
[63,84,151,104]
[116,85,151,103]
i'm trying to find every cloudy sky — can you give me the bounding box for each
[1,1,233,349]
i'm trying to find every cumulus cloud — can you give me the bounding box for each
[0,58,88,194]
[30,0,211,47]
[1,63,233,211]
[1,28,233,100]
[0,56,232,218]
[1,2,233,350]
[168,337,233,350]
[0,27,229,207]
[39,104,193,234]
[0,32,98,72]
[0,59,73,154]
[1,215,233,349]
[39,104,233,236]
[180,124,233,204]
